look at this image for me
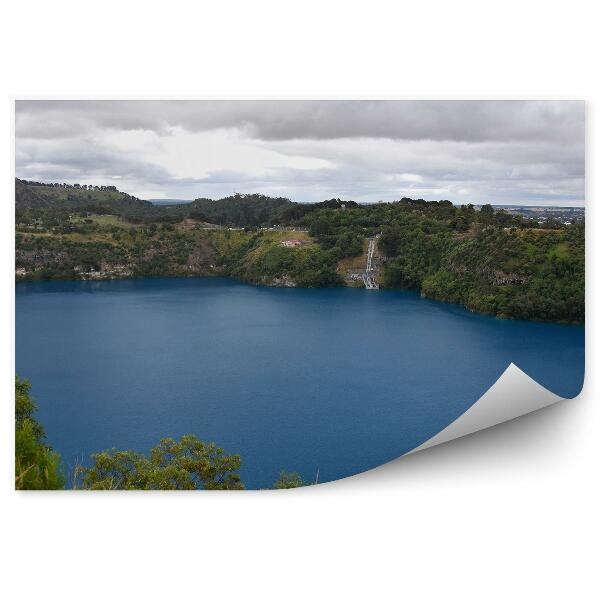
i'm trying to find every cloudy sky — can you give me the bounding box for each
[15,100,585,205]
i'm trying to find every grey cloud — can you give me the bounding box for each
[16,100,584,143]
[175,159,583,205]
[14,100,585,206]
[16,137,174,187]
[263,137,584,186]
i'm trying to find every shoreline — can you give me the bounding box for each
[15,273,585,327]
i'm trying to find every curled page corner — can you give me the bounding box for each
[408,363,564,455]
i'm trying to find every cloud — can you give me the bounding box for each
[14,100,585,205]
[16,100,584,143]
[17,137,173,185]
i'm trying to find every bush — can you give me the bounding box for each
[15,377,65,490]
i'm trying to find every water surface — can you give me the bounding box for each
[16,278,584,488]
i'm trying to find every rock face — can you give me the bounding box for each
[16,248,68,268]
[185,238,218,271]
[448,261,528,285]
[270,275,297,288]
[76,263,134,279]
[15,231,223,281]
[484,267,528,286]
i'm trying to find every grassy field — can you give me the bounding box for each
[71,214,138,228]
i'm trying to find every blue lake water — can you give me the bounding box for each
[16,278,585,489]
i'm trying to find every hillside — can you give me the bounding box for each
[15,178,174,224]
[15,179,584,323]
[16,180,294,227]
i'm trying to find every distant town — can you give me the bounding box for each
[489,205,584,225]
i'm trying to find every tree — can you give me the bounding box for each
[479,203,495,225]
[273,471,304,489]
[76,434,245,490]
[15,377,65,490]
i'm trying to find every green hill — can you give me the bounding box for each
[15,178,176,224]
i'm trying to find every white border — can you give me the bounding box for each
[1,2,597,599]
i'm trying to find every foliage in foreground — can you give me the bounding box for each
[76,444,307,490]
[15,377,65,490]
[16,376,307,490]
[76,442,309,490]
[75,435,245,490]
[273,470,305,489]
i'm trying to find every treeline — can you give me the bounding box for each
[18,179,119,191]
[15,378,305,491]
[16,178,549,231]
[188,193,292,226]
[15,178,584,322]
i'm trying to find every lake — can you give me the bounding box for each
[15,278,585,489]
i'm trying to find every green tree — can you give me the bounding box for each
[77,434,245,490]
[479,203,495,225]
[273,470,304,489]
[15,377,65,490]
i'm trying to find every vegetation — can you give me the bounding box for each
[189,193,292,226]
[15,179,584,323]
[15,377,65,490]
[273,471,305,489]
[380,217,584,323]
[75,435,245,490]
[16,178,177,224]
[223,232,342,287]
[15,378,306,490]
[16,180,292,227]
